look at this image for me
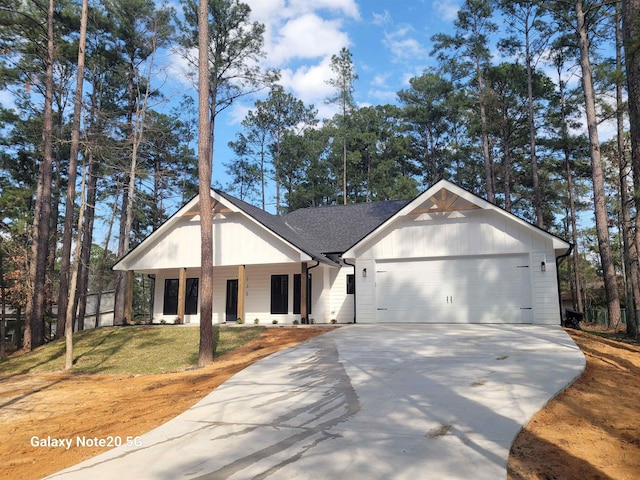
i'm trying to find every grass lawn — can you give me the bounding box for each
[0,325,266,375]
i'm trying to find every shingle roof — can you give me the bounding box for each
[214,190,409,263]
[282,200,410,253]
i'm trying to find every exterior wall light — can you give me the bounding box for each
[541,261,546,272]
[362,268,367,277]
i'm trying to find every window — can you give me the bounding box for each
[185,278,199,315]
[270,275,288,314]
[163,279,179,315]
[346,274,355,294]
[163,278,199,315]
[294,274,312,315]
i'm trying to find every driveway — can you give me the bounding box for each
[48,325,585,480]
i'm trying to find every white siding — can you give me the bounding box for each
[355,259,376,323]
[356,210,552,261]
[153,268,202,324]
[152,264,336,325]
[307,264,330,324]
[352,209,562,325]
[531,251,562,324]
[123,213,306,272]
[329,266,355,323]
[244,264,299,325]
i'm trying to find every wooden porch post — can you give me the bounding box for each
[301,262,308,323]
[177,268,187,324]
[237,265,245,322]
[124,270,134,324]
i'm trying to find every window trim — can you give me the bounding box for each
[346,274,355,295]
[270,274,289,314]
[163,277,199,316]
[293,274,312,315]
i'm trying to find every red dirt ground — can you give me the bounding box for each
[1,327,638,480]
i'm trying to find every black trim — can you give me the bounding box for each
[343,259,357,323]
[556,243,574,325]
[270,274,289,314]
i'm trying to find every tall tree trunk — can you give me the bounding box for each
[620,0,640,336]
[525,22,543,227]
[555,57,584,313]
[343,112,347,205]
[623,0,640,337]
[564,151,584,313]
[24,0,55,350]
[503,136,512,212]
[0,245,6,360]
[58,0,88,339]
[113,189,128,324]
[76,147,98,330]
[476,60,494,203]
[96,192,120,329]
[275,136,281,214]
[65,159,88,370]
[115,32,158,325]
[198,0,214,367]
[575,0,621,327]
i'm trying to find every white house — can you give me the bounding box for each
[113,179,571,325]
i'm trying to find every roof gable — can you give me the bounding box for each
[343,179,571,258]
[113,190,324,271]
[114,180,570,272]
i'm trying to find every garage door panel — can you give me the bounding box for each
[376,255,532,323]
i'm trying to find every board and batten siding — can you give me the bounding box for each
[152,268,202,324]
[329,266,355,323]
[531,250,562,324]
[122,213,305,272]
[153,263,331,325]
[355,259,376,323]
[352,209,562,325]
[355,210,552,260]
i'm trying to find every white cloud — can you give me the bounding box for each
[208,0,360,123]
[278,56,336,105]
[384,26,427,62]
[244,0,357,68]
[270,13,350,64]
[372,9,392,26]
[282,0,360,20]
[372,73,391,87]
[164,47,197,88]
[367,88,397,104]
[433,1,460,22]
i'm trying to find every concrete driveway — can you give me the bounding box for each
[48,325,585,480]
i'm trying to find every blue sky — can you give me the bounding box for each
[164,0,464,204]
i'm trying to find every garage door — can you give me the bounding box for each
[375,255,533,323]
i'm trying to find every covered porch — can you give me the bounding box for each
[122,260,341,326]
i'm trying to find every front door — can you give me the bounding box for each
[225,279,238,322]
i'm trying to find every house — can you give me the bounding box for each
[113,179,571,325]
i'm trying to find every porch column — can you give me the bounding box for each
[124,270,134,324]
[237,265,245,322]
[177,268,187,324]
[301,262,308,323]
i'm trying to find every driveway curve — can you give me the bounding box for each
[48,325,585,480]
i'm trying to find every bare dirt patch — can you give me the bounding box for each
[508,328,640,480]
[2,326,639,480]
[0,328,327,480]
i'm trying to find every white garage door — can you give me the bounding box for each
[375,255,533,323]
